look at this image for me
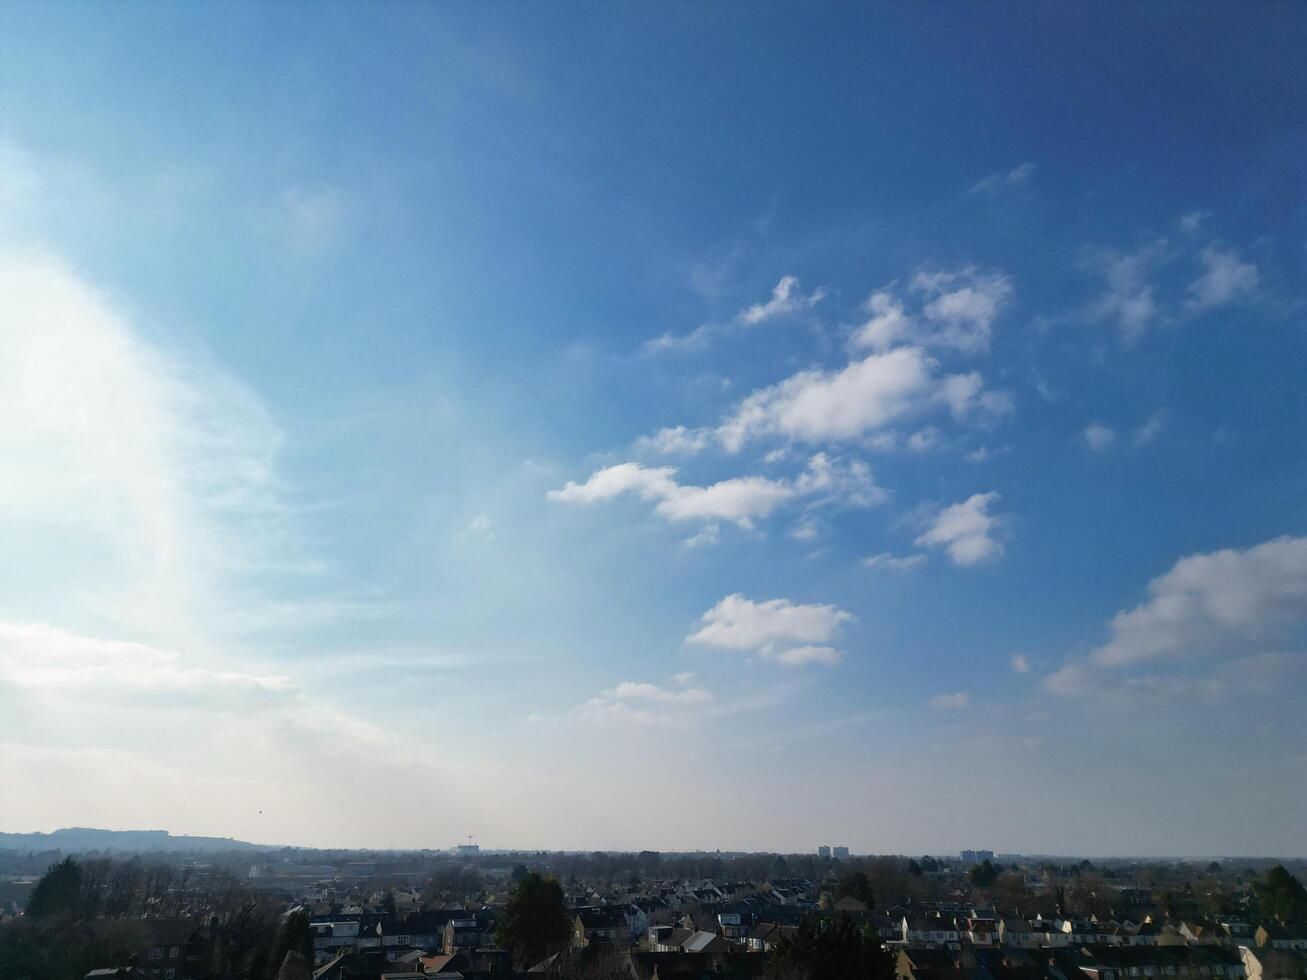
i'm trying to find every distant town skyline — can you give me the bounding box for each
[0,4,1305,855]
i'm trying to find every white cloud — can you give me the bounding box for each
[577,698,660,725]
[911,267,1014,355]
[606,680,713,705]
[1092,242,1165,342]
[716,346,1007,453]
[549,454,884,530]
[1046,535,1307,698]
[907,427,940,452]
[687,594,853,666]
[580,676,714,726]
[850,268,1013,356]
[741,275,826,325]
[673,671,696,686]
[1133,409,1170,447]
[682,523,721,549]
[1188,246,1258,310]
[849,291,914,351]
[642,275,824,353]
[636,424,714,456]
[1179,210,1208,234]
[773,645,843,667]
[970,161,1035,195]
[1046,652,1305,704]
[1082,423,1116,451]
[930,691,970,709]
[642,323,716,354]
[915,492,1005,566]
[466,515,494,533]
[1095,535,1307,668]
[788,516,821,542]
[862,552,927,573]
[792,452,888,508]
[0,622,292,699]
[1010,654,1031,674]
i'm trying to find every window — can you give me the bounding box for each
[149,947,165,960]
[164,971,176,980]
[169,947,180,958]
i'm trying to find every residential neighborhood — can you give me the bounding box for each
[2,838,1304,980]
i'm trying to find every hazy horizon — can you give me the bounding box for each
[2,826,1303,863]
[1,3,1304,856]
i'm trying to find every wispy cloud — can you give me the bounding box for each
[1091,241,1166,342]
[970,161,1035,195]
[643,275,824,352]
[862,552,927,573]
[741,275,827,325]
[1187,246,1258,310]
[1082,423,1116,451]
[1133,409,1170,447]
[930,691,970,709]
[0,249,352,640]
[579,676,715,726]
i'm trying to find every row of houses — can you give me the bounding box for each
[896,942,1307,980]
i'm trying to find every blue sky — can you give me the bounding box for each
[0,3,1305,856]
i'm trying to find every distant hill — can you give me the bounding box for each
[0,827,266,853]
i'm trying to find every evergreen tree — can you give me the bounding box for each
[495,871,571,969]
[265,909,314,980]
[968,860,998,888]
[26,857,84,919]
[766,915,895,980]
[276,950,313,980]
[1255,866,1307,924]
[836,870,876,908]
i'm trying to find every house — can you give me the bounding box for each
[871,913,904,941]
[746,922,797,953]
[1239,945,1307,980]
[903,915,961,947]
[717,911,753,941]
[133,919,213,980]
[833,895,870,916]
[1180,921,1229,946]
[963,919,997,946]
[1059,920,1099,945]
[1257,924,1307,952]
[573,907,631,947]
[441,910,496,952]
[630,950,768,979]
[898,946,958,977]
[86,968,155,980]
[649,927,730,954]
[1000,918,1037,949]
[1217,920,1257,947]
